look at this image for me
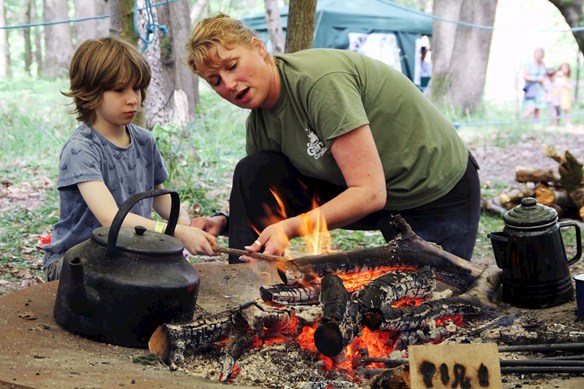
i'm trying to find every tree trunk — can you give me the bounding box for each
[431,0,497,113]
[73,0,109,45]
[0,0,8,78]
[42,0,73,79]
[264,0,284,53]
[154,0,199,127]
[548,0,584,56]
[108,0,137,44]
[190,0,209,24]
[285,0,316,53]
[32,0,43,76]
[24,0,32,76]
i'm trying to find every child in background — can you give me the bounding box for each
[543,67,560,128]
[42,37,217,281]
[557,63,573,127]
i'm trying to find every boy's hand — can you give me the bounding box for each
[174,225,217,256]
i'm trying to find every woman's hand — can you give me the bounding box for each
[244,219,294,258]
[174,224,217,256]
[190,215,227,236]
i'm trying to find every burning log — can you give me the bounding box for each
[260,282,321,305]
[314,273,361,357]
[149,301,307,366]
[362,296,483,332]
[315,268,438,358]
[351,266,435,311]
[277,215,483,291]
[148,304,245,366]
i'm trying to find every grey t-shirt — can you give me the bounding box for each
[42,123,168,269]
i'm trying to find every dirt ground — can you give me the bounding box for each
[2,124,584,388]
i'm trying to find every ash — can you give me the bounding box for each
[181,344,359,388]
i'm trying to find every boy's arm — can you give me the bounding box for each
[78,180,217,255]
[78,180,171,231]
[151,183,191,225]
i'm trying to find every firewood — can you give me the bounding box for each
[277,215,483,292]
[515,166,558,183]
[362,296,483,332]
[498,187,535,209]
[314,273,361,357]
[480,198,507,216]
[351,266,435,311]
[260,282,321,305]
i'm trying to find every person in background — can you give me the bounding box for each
[557,62,573,128]
[543,67,560,128]
[417,46,432,95]
[41,37,217,281]
[187,13,480,263]
[521,47,547,120]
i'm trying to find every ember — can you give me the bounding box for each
[149,216,491,387]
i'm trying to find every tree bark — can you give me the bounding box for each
[42,0,73,78]
[73,0,108,45]
[0,0,8,78]
[264,0,284,53]
[548,0,584,56]
[431,0,497,113]
[285,0,316,53]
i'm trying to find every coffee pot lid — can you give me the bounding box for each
[504,197,558,228]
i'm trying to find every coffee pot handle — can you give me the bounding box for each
[560,221,582,265]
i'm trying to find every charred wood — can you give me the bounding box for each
[148,304,245,366]
[351,266,435,311]
[260,282,321,305]
[277,215,483,291]
[368,364,411,389]
[314,273,361,357]
[363,296,483,332]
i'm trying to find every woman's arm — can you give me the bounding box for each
[247,124,387,256]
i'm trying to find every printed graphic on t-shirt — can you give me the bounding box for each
[305,128,327,160]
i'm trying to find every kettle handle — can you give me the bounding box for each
[106,189,180,256]
[560,221,582,265]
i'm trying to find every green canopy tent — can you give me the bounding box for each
[241,0,433,81]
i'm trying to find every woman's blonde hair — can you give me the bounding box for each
[63,36,151,124]
[186,13,257,74]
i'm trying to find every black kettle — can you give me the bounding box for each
[488,197,582,308]
[53,189,200,348]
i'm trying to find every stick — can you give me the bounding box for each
[498,342,584,353]
[212,245,286,262]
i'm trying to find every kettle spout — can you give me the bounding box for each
[488,232,509,269]
[66,257,97,316]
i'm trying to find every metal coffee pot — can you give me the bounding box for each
[53,189,200,348]
[488,197,581,308]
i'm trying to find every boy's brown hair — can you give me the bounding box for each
[186,13,257,75]
[63,37,151,124]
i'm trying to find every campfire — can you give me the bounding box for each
[148,214,493,387]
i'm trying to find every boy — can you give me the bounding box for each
[42,37,216,281]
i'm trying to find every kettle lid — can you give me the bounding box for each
[92,225,184,255]
[504,197,557,228]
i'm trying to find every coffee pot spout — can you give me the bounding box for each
[488,231,509,269]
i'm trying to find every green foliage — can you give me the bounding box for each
[153,85,247,215]
[0,77,74,170]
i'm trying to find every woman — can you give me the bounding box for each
[521,48,547,120]
[187,13,480,262]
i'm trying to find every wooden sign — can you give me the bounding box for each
[408,343,502,389]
